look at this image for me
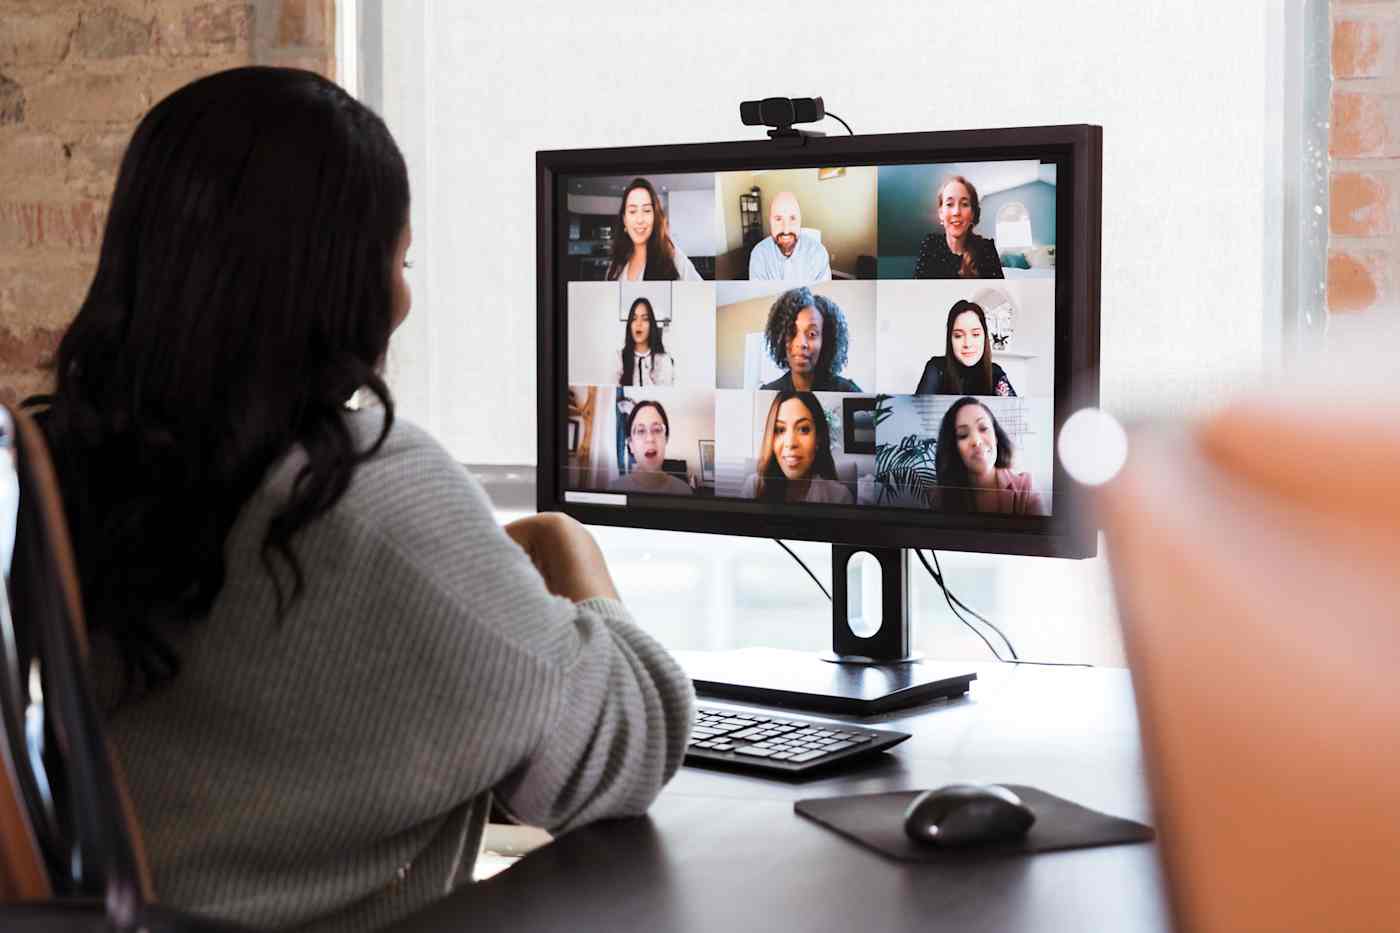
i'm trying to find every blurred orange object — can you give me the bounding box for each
[1100,399,1400,933]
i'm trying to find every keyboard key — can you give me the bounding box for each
[687,705,910,776]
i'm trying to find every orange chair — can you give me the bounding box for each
[0,403,252,932]
[1100,399,1400,933]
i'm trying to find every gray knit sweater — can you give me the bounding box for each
[95,410,695,932]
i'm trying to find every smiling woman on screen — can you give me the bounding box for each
[914,299,1017,397]
[605,176,702,282]
[931,397,1045,515]
[913,175,1004,280]
[741,389,853,505]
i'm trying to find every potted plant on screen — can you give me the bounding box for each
[872,394,936,506]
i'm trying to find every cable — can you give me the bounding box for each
[775,539,1089,668]
[914,549,1009,661]
[928,550,1017,658]
[915,550,1093,669]
[825,111,854,136]
[773,540,831,601]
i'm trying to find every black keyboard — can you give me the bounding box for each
[685,705,911,775]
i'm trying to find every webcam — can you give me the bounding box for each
[740,96,826,145]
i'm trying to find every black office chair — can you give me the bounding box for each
[0,403,252,933]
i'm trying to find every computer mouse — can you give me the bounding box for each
[902,783,1036,847]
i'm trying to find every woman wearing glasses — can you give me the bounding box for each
[610,400,694,495]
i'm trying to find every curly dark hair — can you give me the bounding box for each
[763,287,849,378]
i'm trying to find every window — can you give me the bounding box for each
[352,1,1320,665]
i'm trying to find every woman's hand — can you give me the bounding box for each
[504,512,620,603]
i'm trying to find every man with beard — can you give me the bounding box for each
[747,191,832,282]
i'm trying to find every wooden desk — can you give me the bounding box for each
[405,665,1172,932]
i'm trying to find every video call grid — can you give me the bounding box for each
[558,162,1060,518]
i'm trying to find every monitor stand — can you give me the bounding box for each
[672,546,977,716]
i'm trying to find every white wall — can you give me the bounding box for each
[374,0,1273,466]
[366,1,1284,667]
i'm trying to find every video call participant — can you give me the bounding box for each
[914,299,1017,396]
[748,191,832,282]
[913,175,1005,280]
[28,66,694,931]
[931,397,1046,515]
[740,389,854,504]
[606,177,702,282]
[759,286,862,392]
[610,400,693,495]
[613,297,675,386]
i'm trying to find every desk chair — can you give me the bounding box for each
[0,404,252,933]
[1101,399,1400,933]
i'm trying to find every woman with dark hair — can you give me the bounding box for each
[614,297,675,386]
[932,397,1045,515]
[914,299,1017,396]
[758,286,862,392]
[913,175,1005,279]
[605,177,702,282]
[609,400,692,495]
[25,67,692,932]
[740,390,853,504]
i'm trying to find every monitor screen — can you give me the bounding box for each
[538,126,1101,558]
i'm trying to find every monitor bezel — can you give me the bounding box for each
[537,124,1101,559]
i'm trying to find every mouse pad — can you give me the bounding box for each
[794,785,1154,862]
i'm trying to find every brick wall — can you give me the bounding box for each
[0,0,336,406]
[1330,0,1400,319]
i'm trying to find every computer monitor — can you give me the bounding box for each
[537,124,1102,714]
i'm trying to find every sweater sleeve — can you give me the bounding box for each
[339,418,694,835]
[493,596,695,831]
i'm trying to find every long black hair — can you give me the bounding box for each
[606,177,679,281]
[936,300,995,395]
[754,389,838,503]
[933,397,1013,513]
[25,67,409,697]
[619,297,665,385]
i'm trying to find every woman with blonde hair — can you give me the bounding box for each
[913,174,1005,279]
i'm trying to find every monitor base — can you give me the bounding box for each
[673,647,976,717]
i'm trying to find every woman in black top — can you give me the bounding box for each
[914,299,1016,396]
[912,175,1004,280]
[757,286,862,392]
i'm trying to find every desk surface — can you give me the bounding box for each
[409,665,1172,933]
